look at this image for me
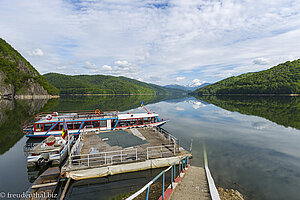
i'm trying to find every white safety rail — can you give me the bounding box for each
[69,148,138,168]
[146,144,175,159]
[155,127,179,146]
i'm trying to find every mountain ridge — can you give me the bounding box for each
[192,59,300,95]
[0,38,59,97]
[44,73,187,96]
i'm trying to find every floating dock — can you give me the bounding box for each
[61,127,190,180]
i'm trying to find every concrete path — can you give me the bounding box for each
[170,166,211,200]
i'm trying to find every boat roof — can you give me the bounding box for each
[36,112,159,123]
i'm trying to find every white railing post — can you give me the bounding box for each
[136,149,138,160]
[105,153,107,165]
[121,150,123,162]
[174,142,176,155]
[88,154,90,167]
[147,148,149,160]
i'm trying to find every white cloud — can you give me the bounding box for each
[175,106,185,111]
[176,76,185,82]
[56,66,67,70]
[253,58,270,65]
[1,0,300,84]
[28,48,44,56]
[102,65,112,71]
[84,61,97,69]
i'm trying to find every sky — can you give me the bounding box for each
[0,0,300,86]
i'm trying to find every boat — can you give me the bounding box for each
[22,167,60,200]
[23,108,167,138]
[27,135,74,167]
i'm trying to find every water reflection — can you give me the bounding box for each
[1,95,300,200]
[195,95,300,130]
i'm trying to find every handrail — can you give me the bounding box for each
[126,155,190,200]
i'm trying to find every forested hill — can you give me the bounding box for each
[192,59,300,95]
[0,38,59,96]
[44,73,186,95]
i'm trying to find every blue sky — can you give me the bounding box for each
[0,0,300,85]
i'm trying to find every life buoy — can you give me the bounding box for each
[46,114,52,120]
[52,112,58,117]
[95,109,101,116]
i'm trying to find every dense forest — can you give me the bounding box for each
[192,59,300,95]
[196,95,300,130]
[41,94,176,112]
[44,73,186,95]
[0,38,59,95]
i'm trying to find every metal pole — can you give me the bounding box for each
[162,172,165,200]
[145,187,150,200]
[171,165,173,189]
[136,149,138,160]
[88,154,89,167]
[147,148,149,160]
[121,150,123,162]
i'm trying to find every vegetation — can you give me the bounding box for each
[41,94,180,112]
[196,95,300,130]
[44,73,186,95]
[192,59,300,95]
[0,38,59,95]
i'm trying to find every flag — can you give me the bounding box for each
[62,118,68,139]
[141,100,143,107]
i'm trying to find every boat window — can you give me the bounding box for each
[52,123,59,131]
[100,120,107,127]
[59,123,63,130]
[111,119,117,127]
[44,123,53,131]
[92,120,100,128]
[74,122,81,129]
[151,117,155,123]
[67,122,74,130]
[138,119,143,125]
[35,124,43,132]
[83,121,91,129]
[130,119,138,126]
[143,118,150,124]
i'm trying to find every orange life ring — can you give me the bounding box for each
[95,109,101,116]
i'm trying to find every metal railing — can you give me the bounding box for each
[146,144,175,159]
[155,127,179,146]
[126,155,190,200]
[69,148,138,168]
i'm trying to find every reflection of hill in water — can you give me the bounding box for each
[42,95,183,112]
[195,95,300,130]
[0,99,48,154]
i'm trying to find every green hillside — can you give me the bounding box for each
[118,76,186,95]
[193,59,300,95]
[44,73,185,95]
[0,38,59,95]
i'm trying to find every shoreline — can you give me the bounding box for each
[60,93,156,96]
[196,93,299,96]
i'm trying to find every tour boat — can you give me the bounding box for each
[23,108,167,138]
[27,135,74,167]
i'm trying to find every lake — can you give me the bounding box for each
[0,95,299,200]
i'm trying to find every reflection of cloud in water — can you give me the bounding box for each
[252,121,269,130]
[175,106,185,111]
[188,100,206,109]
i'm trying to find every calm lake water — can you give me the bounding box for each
[0,95,299,200]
